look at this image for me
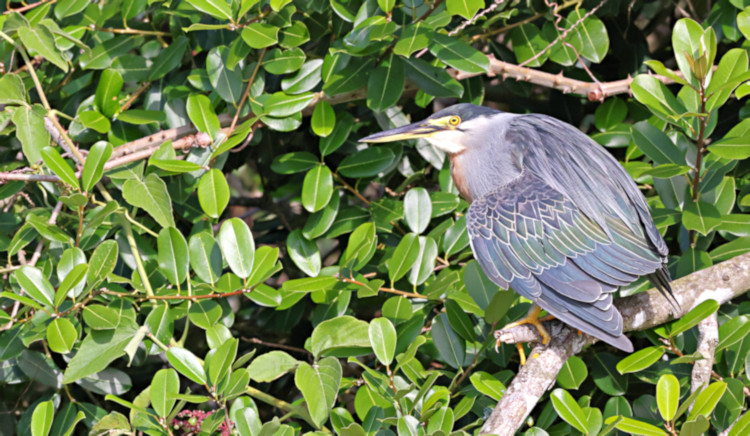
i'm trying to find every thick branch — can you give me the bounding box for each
[691,313,718,394]
[481,252,750,435]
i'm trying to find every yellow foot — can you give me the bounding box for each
[495,305,552,365]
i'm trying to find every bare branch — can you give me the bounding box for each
[482,252,750,435]
[691,313,718,394]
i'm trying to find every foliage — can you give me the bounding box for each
[0,0,749,435]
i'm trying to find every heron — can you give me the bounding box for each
[361,103,677,362]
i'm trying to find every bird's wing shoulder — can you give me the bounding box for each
[507,114,669,259]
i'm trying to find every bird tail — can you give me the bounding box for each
[647,266,679,312]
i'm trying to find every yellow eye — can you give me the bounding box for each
[448,116,461,126]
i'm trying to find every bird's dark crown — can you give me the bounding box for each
[428,103,500,122]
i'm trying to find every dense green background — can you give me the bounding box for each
[1,0,750,434]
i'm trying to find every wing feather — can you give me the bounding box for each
[467,171,668,352]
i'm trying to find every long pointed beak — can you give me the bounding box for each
[360,121,443,143]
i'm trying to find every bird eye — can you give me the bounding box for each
[448,116,461,126]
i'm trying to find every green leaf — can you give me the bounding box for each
[377,0,395,13]
[87,240,118,288]
[311,101,335,137]
[157,227,189,286]
[631,121,684,165]
[672,18,708,85]
[630,75,686,121]
[41,146,79,189]
[78,110,111,134]
[615,417,667,436]
[218,218,255,279]
[247,351,299,382]
[149,159,203,173]
[688,381,727,421]
[280,21,310,48]
[186,93,221,140]
[63,325,138,383]
[264,92,315,118]
[186,0,233,21]
[369,318,397,366]
[340,222,377,271]
[717,315,750,352]
[591,352,628,396]
[550,388,588,434]
[729,410,750,436]
[510,24,549,67]
[280,60,321,94]
[567,10,609,63]
[95,70,123,118]
[616,346,665,374]
[367,55,405,112]
[116,109,165,125]
[310,315,370,358]
[431,313,465,369]
[263,47,306,75]
[709,136,750,160]
[207,46,243,104]
[706,48,749,111]
[151,369,179,418]
[429,34,489,73]
[122,173,175,228]
[198,168,230,219]
[31,400,54,436]
[241,23,280,49]
[338,147,396,178]
[446,0,483,19]
[404,187,432,234]
[13,105,50,164]
[19,25,68,71]
[387,233,421,283]
[463,260,498,310]
[81,141,113,191]
[403,58,463,98]
[0,73,27,105]
[394,22,432,57]
[668,299,719,337]
[469,371,506,401]
[319,112,353,156]
[557,355,588,390]
[302,165,333,213]
[46,317,77,354]
[55,263,88,307]
[14,265,55,307]
[188,300,222,329]
[287,230,321,277]
[232,407,261,436]
[208,337,237,387]
[408,236,438,286]
[682,201,722,235]
[166,347,207,385]
[149,36,189,80]
[656,374,679,421]
[27,213,73,245]
[83,305,119,330]
[445,299,475,343]
[295,357,342,428]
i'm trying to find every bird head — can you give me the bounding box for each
[360,103,499,155]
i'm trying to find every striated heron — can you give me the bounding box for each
[361,103,677,361]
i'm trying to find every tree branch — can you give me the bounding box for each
[691,313,718,394]
[481,252,750,435]
[0,54,690,185]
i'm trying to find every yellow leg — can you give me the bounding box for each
[500,304,552,345]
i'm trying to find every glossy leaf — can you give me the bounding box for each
[157,227,189,286]
[218,218,255,279]
[550,388,588,434]
[616,346,665,374]
[302,165,333,213]
[82,142,113,191]
[369,317,397,366]
[122,174,175,228]
[41,146,79,189]
[198,169,230,219]
[656,374,679,421]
